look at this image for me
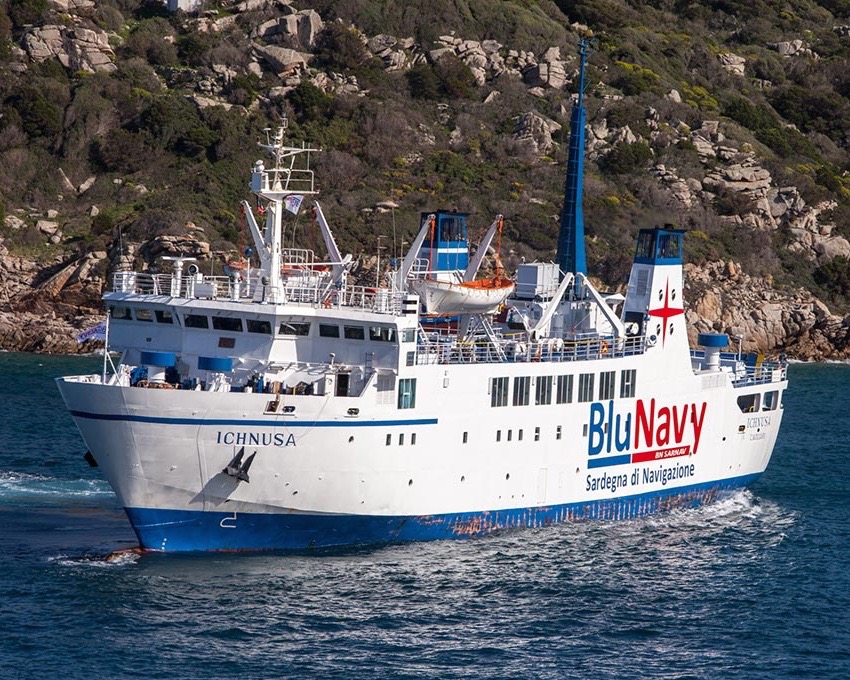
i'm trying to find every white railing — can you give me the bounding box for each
[689,350,787,385]
[111,271,406,315]
[415,331,647,366]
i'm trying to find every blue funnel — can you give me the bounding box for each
[556,38,589,278]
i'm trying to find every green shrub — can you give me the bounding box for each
[601,141,654,174]
[289,81,333,123]
[407,64,440,100]
[177,30,217,67]
[0,8,12,60]
[770,84,850,143]
[756,126,818,159]
[124,19,179,66]
[424,150,476,185]
[434,53,476,99]
[8,0,49,28]
[611,61,661,96]
[714,186,756,216]
[315,23,368,71]
[723,96,777,131]
[820,0,850,19]
[11,87,62,139]
[139,93,216,158]
[814,255,850,307]
[224,73,261,106]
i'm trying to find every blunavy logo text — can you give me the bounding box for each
[588,398,706,466]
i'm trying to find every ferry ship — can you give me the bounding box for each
[57,41,787,552]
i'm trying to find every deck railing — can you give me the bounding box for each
[690,349,787,386]
[111,271,406,315]
[415,332,647,366]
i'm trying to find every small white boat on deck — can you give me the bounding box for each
[402,211,515,315]
[411,275,514,315]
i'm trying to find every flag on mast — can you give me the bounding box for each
[76,321,107,343]
[284,194,304,215]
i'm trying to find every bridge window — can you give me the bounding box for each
[155,310,174,324]
[319,324,340,338]
[135,308,153,322]
[737,393,760,413]
[344,325,365,340]
[657,233,681,259]
[763,390,779,411]
[369,326,396,342]
[247,319,272,334]
[213,317,243,332]
[280,321,310,336]
[109,306,132,320]
[184,314,209,329]
[439,216,463,242]
[635,232,654,259]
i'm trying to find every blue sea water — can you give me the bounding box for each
[1,352,848,679]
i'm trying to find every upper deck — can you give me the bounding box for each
[110,268,410,316]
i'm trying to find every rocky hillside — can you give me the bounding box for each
[3,0,850,358]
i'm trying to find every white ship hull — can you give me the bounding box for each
[56,102,789,553]
[58,349,785,552]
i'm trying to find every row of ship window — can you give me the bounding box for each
[383,426,563,446]
[109,305,413,342]
[495,426,563,442]
[490,369,637,407]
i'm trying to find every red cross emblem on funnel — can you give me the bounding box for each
[647,279,684,346]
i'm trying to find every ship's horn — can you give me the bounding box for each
[223,447,245,477]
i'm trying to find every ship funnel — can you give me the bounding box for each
[555,38,589,279]
[698,333,729,371]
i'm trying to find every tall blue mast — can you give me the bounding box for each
[556,38,589,278]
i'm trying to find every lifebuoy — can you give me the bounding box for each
[600,341,609,355]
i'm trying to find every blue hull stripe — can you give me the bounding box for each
[70,410,437,428]
[588,453,631,468]
[125,473,761,552]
